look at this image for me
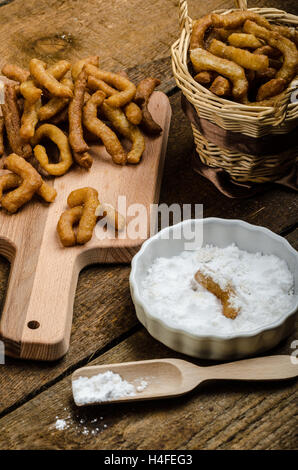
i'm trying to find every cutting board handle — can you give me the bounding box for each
[0,235,80,360]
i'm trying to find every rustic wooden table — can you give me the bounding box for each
[0,0,297,450]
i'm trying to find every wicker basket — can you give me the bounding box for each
[171,0,298,183]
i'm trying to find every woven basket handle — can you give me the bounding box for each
[178,0,191,32]
[234,0,247,9]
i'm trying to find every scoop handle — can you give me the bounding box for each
[204,355,298,382]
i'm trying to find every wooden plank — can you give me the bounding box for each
[0,0,225,71]
[1,0,296,74]
[0,90,297,414]
[0,318,296,450]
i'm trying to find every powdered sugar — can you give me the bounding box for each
[55,418,68,430]
[72,370,148,405]
[141,244,295,335]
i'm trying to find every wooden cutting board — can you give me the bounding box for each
[0,91,171,361]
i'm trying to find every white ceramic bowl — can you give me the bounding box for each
[130,218,298,360]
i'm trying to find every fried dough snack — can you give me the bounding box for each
[87,75,142,125]
[101,101,145,164]
[67,187,99,245]
[210,75,231,97]
[48,106,68,125]
[71,56,99,82]
[228,33,262,49]
[38,78,73,121]
[0,171,56,203]
[29,59,73,98]
[20,60,71,104]
[1,153,42,212]
[0,117,4,156]
[254,45,282,59]
[31,124,73,176]
[243,21,298,84]
[0,173,20,199]
[1,64,30,83]
[85,64,136,108]
[68,69,90,155]
[194,270,239,320]
[57,206,84,247]
[72,151,93,170]
[20,79,42,104]
[255,67,276,81]
[194,71,217,85]
[20,97,41,140]
[95,202,126,231]
[211,11,272,30]
[124,101,143,126]
[271,24,298,47]
[83,90,127,165]
[134,77,162,135]
[215,27,242,41]
[190,14,213,50]
[1,84,32,158]
[256,78,286,101]
[209,39,269,72]
[190,48,248,101]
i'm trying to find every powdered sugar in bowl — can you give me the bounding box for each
[130,218,298,360]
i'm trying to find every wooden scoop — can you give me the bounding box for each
[72,355,298,405]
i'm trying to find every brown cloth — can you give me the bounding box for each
[182,95,298,198]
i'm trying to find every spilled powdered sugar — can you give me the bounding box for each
[141,244,295,335]
[72,370,148,405]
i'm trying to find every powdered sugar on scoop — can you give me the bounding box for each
[141,244,295,335]
[72,370,148,405]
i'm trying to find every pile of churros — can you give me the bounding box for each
[189,11,298,105]
[0,56,162,245]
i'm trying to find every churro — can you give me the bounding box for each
[85,64,136,108]
[1,64,30,83]
[0,117,4,156]
[29,59,73,98]
[256,77,286,101]
[134,77,162,135]
[243,20,298,84]
[1,84,32,158]
[194,270,239,319]
[67,187,99,245]
[57,206,84,247]
[228,33,262,49]
[83,91,127,165]
[20,97,41,141]
[68,69,90,154]
[87,75,142,125]
[71,56,99,82]
[32,123,73,176]
[101,101,145,164]
[1,153,42,213]
[190,47,248,101]
[38,78,73,121]
[211,11,272,30]
[210,75,231,97]
[209,39,269,72]
[190,14,213,49]
[194,71,217,85]
[0,171,56,203]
